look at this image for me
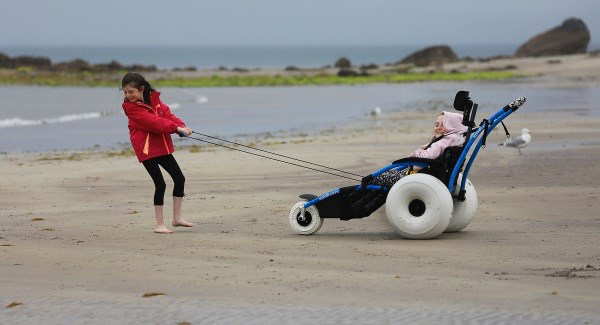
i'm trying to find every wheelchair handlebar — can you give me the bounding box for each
[505,96,526,110]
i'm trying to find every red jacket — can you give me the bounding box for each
[122,91,186,162]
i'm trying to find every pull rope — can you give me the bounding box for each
[191,131,363,178]
[183,133,362,182]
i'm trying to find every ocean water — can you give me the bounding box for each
[1,82,599,153]
[1,44,528,70]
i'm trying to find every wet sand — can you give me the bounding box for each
[1,97,600,323]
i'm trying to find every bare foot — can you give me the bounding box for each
[154,225,173,234]
[172,219,193,227]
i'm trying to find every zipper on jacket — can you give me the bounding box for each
[149,105,172,155]
[161,134,170,154]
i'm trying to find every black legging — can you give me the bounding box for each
[142,154,185,205]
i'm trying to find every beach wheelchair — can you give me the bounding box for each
[289,91,526,239]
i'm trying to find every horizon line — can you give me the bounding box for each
[2,42,539,48]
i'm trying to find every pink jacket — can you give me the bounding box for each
[410,111,467,159]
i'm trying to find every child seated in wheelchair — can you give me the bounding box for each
[371,111,468,187]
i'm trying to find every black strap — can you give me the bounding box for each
[500,121,511,138]
[424,135,445,150]
[481,119,490,148]
[361,174,374,189]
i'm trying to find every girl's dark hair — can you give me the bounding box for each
[121,72,155,105]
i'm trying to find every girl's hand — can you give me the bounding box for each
[177,127,192,136]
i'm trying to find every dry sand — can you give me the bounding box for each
[2,56,600,323]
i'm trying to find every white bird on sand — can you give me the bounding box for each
[370,106,382,117]
[499,128,531,155]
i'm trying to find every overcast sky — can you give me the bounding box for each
[1,0,599,47]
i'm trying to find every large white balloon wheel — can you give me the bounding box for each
[446,175,478,232]
[289,201,323,235]
[385,174,453,239]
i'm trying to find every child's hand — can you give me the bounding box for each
[177,127,192,136]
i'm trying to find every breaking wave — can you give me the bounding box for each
[0,102,182,128]
[0,112,108,128]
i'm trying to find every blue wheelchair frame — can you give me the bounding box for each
[303,96,526,210]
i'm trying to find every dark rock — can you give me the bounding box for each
[334,57,352,68]
[0,54,52,68]
[360,63,379,70]
[0,52,12,67]
[124,64,157,72]
[172,66,197,71]
[53,58,90,71]
[284,65,300,71]
[515,18,590,57]
[14,55,52,68]
[0,52,159,72]
[484,64,517,71]
[398,45,458,67]
[337,68,359,77]
[106,60,123,70]
[87,60,123,72]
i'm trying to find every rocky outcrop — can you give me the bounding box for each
[94,60,125,71]
[337,68,359,77]
[0,53,51,68]
[0,52,10,66]
[52,58,91,71]
[398,45,458,66]
[0,53,157,71]
[515,18,590,57]
[334,57,352,68]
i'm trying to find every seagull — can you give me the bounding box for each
[370,106,382,117]
[499,128,531,155]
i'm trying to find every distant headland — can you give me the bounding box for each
[1,18,597,87]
